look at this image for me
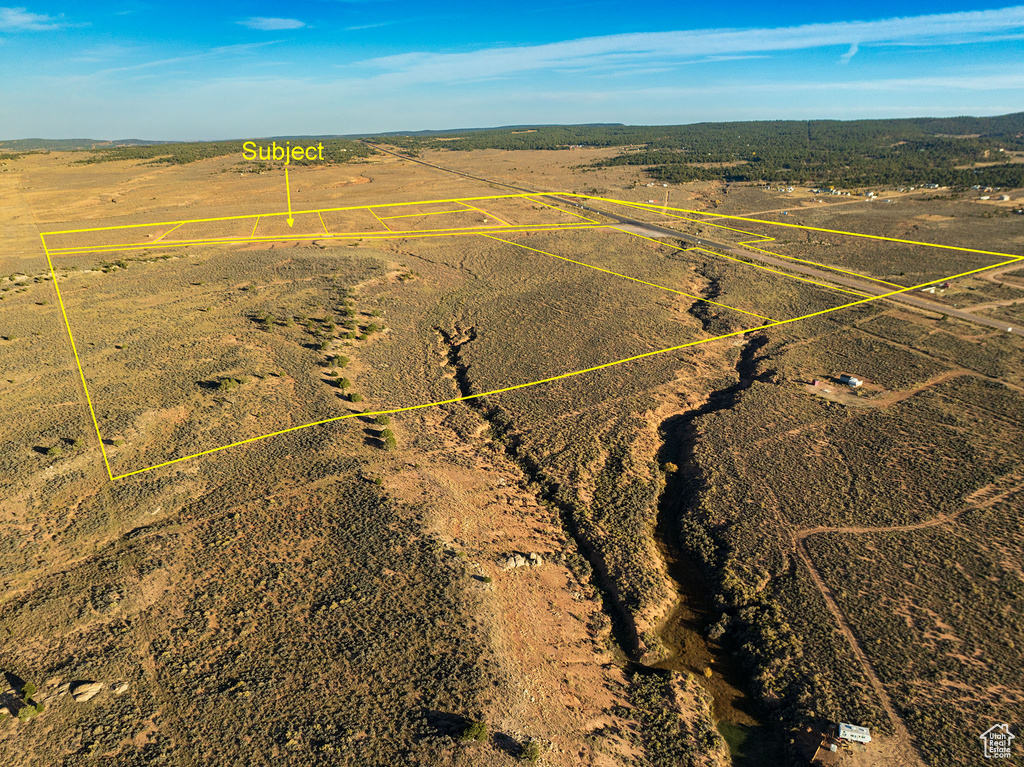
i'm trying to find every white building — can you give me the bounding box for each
[838,723,872,744]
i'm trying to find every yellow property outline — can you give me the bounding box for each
[40,193,1024,481]
[610,200,904,289]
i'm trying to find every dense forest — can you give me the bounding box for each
[375,113,1024,188]
[9,114,1024,186]
[75,138,375,166]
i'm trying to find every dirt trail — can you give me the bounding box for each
[852,319,1024,395]
[0,167,46,272]
[752,474,927,766]
[809,370,963,410]
[978,262,1024,285]
[794,511,961,542]
[789,474,1023,767]
[738,190,918,218]
[966,296,1024,312]
[791,537,926,767]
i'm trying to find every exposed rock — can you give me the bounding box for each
[502,552,544,570]
[53,682,71,697]
[71,682,103,703]
[111,682,130,696]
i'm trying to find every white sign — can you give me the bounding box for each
[979,723,1014,759]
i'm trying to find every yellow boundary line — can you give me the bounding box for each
[250,216,260,238]
[379,208,468,220]
[42,193,546,235]
[38,188,1024,259]
[461,202,512,227]
[317,211,329,235]
[483,234,773,321]
[623,228,870,298]
[366,207,391,232]
[40,236,115,481]
[45,222,605,257]
[580,194,1023,259]
[39,193,1024,481]
[688,245,871,297]
[610,200,904,289]
[526,195,601,224]
[103,255,1023,481]
[156,221,186,242]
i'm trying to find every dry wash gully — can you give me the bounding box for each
[242,140,324,165]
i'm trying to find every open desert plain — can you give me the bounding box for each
[1,130,1022,767]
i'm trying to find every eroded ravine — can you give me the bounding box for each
[436,322,784,764]
[651,333,787,766]
[434,325,644,657]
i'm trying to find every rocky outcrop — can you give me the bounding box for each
[501,552,544,570]
[70,682,103,703]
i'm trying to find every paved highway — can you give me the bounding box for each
[363,142,1024,337]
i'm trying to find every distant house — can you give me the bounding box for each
[837,374,863,388]
[838,723,872,744]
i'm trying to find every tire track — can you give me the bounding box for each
[790,474,1023,766]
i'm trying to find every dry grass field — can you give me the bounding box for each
[1,145,1021,766]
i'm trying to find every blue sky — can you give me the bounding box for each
[1,1,1023,139]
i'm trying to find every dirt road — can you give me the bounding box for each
[364,142,1024,336]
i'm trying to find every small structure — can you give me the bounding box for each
[838,723,872,744]
[837,374,863,388]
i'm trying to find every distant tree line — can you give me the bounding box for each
[373,113,1024,188]
[75,139,375,166]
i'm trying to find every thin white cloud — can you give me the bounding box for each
[71,43,136,62]
[358,7,1024,83]
[95,41,283,75]
[839,42,859,64]
[0,6,62,30]
[8,65,1021,139]
[237,17,305,31]
[597,72,1024,100]
[821,73,1024,91]
[345,21,392,31]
